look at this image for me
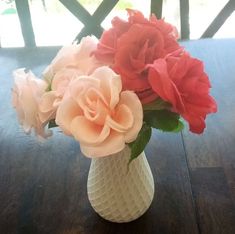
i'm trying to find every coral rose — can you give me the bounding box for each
[12,69,51,138]
[148,52,217,133]
[55,66,143,157]
[94,9,182,103]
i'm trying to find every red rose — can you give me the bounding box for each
[94,10,182,103]
[94,10,148,63]
[148,52,217,133]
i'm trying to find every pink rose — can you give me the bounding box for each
[39,68,81,122]
[55,66,143,157]
[12,69,51,138]
[43,36,102,82]
[39,37,103,123]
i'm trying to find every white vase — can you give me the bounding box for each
[87,146,155,223]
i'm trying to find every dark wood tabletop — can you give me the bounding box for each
[0,38,235,234]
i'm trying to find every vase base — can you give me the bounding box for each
[87,147,154,223]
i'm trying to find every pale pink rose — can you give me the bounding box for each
[39,68,81,122]
[40,36,103,122]
[55,66,143,157]
[43,36,101,82]
[12,69,51,138]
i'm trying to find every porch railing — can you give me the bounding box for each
[8,0,235,47]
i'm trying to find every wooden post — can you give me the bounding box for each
[180,0,190,39]
[15,0,36,47]
[151,0,163,19]
[201,0,235,38]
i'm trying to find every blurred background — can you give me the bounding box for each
[0,0,234,47]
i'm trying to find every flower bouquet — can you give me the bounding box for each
[12,9,217,223]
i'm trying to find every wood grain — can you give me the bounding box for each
[181,39,235,234]
[190,167,235,234]
[1,39,235,234]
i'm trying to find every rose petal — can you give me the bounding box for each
[91,66,122,109]
[106,104,134,132]
[70,76,100,101]
[80,131,125,157]
[118,91,143,142]
[43,36,100,79]
[182,113,205,134]
[20,87,38,128]
[84,99,110,125]
[148,59,185,112]
[38,91,57,123]
[51,68,81,96]
[39,91,57,113]
[84,86,109,108]
[55,97,83,135]
[70,116,110,145]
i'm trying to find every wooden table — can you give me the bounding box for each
[0,39,235,234]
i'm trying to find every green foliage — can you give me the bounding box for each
[45,83,52,92]
[127,103,184,167]
[128,122,152,165]
[116,1,133,10]
[1,8,16,15]
[78,0,133,10]
[48,119,58,129]
[143,98,171,111]
[144,109,184,132]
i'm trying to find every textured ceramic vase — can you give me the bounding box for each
[87,146,155,223]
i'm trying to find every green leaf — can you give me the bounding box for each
[143,98,171,111]
[48,119,58,129]
[144,110,184,132]
[45,83,52,92]
[128,122,152,166]
[172,120,184,132]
